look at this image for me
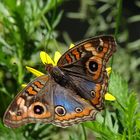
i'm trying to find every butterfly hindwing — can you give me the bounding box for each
[3,75,54,128]
[68,72,108,110]
[52,83,97,127]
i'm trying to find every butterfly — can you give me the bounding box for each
[3,35,116,128]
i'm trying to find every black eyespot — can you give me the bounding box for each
[89,61,98,72]
[75,107,83,113]
[17,110,22,116]
[34,105,44,115]
[55,106,66,116]
[97,45,103,52]
[91,90,96,97]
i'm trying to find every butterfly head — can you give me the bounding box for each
[45,64,53,72]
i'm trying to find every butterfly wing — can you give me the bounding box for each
[4,75,98,128]
[52,83,97,127]
[57,35,116,109]
[57,35,116,82]
[3,75,54,128]
[68,74,108,110]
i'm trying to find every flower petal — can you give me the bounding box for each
[69,43,75,49]
[40,51,55,65]
[54,51,61,65]
[21,84,27,88]
[105,92,116,101]
[26,66,44,77]
[106,67,112,75]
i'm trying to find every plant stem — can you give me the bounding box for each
[17,45,24,85]
[110,0,123,74]
[81,124,87,140]
[114,0,123,39]
[113,0,122,63]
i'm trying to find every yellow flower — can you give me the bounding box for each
[24,44,116,101]
[106,67,112,76]
[105,92,116,101]
[40,51,61,66]
[26,66,44,77]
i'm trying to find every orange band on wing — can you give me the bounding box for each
[91,84,101,105]
[55,107,92,121]
[26,87,37,95]
[34,81,44,88]
[72,49,80,60]
[65,54,72,63]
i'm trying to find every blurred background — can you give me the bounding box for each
[0,0,140,140]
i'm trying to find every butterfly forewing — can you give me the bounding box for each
[57,35,116,82]
[3,75,54,128]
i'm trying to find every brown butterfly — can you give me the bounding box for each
[3,35,116,128]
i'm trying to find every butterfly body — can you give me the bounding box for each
[46,65,70,88]
[3,35,116,128]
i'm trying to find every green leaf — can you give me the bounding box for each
[109,71,128,108]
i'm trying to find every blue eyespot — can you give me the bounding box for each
[91,90,96,97]
[55,106,66,116]
[75,107,83,113]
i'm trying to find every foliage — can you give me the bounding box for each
[0,0,140,140]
